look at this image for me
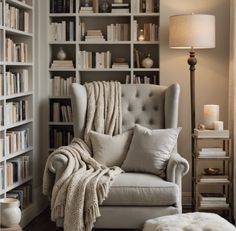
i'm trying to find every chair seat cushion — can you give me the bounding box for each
[102,173,179,206]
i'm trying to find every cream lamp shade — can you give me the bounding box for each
[169,14,216,49]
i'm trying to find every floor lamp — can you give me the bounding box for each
[169,14,215,209]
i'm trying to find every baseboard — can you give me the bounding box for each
[20,186,49,228]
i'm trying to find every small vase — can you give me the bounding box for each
[0,198,21,228]
[100,0,110,13]
[142,54,154,68]
[57,47,67,60]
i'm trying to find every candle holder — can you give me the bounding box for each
[138,29,145,41]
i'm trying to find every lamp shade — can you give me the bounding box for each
[169,14,215,49]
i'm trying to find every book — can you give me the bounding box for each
[194,129,230,138]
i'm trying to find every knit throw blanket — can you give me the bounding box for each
[43,81,123,231]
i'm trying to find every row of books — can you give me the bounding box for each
[0,128,30,159]
[0,2,2,26]
[7,183,32,209]
[51,60,74,69]
[5,3,30,32]
[5,39,28,63]
[6,155,30,186]
[52,103,72,123]
[78,50,111,69]
[85,30,105,42]
[50,0,75,13]
[49,76,76,97]
[50,129,73,149]
[133,21,159,41]
[200,193,229,208]
[49,21,75,42]
[5,99,29,125]
[0,165,3,190]
[5,69,29,96]
[139,0,159,13]
[125,74,158,84]
[198,147,226,158]
[107,23,129,41]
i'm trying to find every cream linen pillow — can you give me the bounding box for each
[121,124,181,178]
[90,130,133,167]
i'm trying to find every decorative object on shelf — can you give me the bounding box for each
[100,0,110,13]
[138,29,145,41]
[57,47,67,60]
[115,57,126,63]
[204,167,221,175]
[142,54,154,68]
[84,0,91,7]
[203,104,219,129]
[0,198,21,228]
[197,123,205,130]
[213,121,224,130]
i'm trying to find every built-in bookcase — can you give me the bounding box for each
[48,0,160,153]
[0,0,34,222]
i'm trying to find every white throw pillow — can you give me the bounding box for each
[121,124,181,178]
[90,130,133,167]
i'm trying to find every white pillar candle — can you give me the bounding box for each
[203,104,219,129]
[213,121,224,130]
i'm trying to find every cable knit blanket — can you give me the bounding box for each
[43,81,123,231]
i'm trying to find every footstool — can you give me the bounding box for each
[143,212,236,231]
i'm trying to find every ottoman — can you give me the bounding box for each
[143,212,236,231]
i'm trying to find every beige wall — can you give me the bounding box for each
[160,0,230,201]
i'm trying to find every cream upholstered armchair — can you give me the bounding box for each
[49,83,189,229]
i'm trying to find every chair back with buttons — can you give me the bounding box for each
[71,83,180,138]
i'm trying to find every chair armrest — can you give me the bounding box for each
[167,153,189,186]
[48,154,68,182]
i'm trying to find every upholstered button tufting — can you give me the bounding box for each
[154,106,159,111]
[149,92,153,97]
[135,118,139,123]
[136,92,140,98]
[121,93,124,97]
[142,106,146,111]
[149,119,154,125]
[128,106,132,111]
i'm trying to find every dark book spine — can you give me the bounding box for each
[66,21,69,41]
[50,128,54,148]
[153,0,159,12]
[50,0,54,13]
[141,0,146,13]
[57,0,63,13]
[65,0,70,13]
[12,162,18,182]
[22,100,25,120]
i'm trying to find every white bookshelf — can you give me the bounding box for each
[47,0,160,152]
[0,0,34,224]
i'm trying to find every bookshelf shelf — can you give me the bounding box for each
[47,0,160,153]
[5,27,33,37]
[78,13,132,17]
[5,62,33,66]
[5,147,33,161]
[5,119,33,130]
[49,13,77,17]
[6,0,32,9]
[6,176,32,193]
[5,91,33,99]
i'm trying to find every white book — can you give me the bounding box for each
[69,21,74,41]
[0,2,3,26]
[53,103,60,122]
[24,11,29,32]
[194,129,230,138]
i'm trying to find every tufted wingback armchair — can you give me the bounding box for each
[49,83,189,229]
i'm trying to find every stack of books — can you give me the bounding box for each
[194,129,230,138]
[200,193,229,208]
[80,6,93,13]
[51,60,74,69]
[85,30,105,42]
[112,62,129,69]
[199,147,226,158]
[7,183,32,209]
[111,3,129,13]
[199,174,229,183]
